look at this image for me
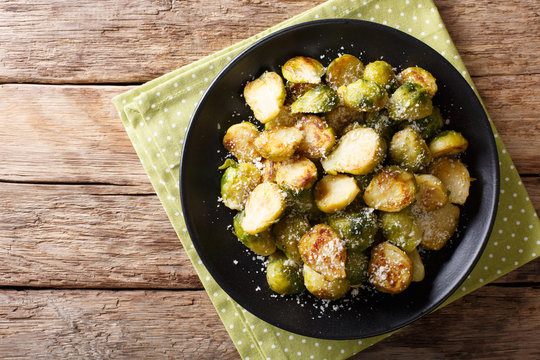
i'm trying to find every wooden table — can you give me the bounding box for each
[1,0,538,358]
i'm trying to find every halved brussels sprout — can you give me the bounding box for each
[363,166,417,212]
[314,174,360,213]
[429,130,469,158]
[242,182,287,234]
[323,106,364,135]
[389,127,431,172]
[380,208,423,253]
[407,248,425,282]
[353,174,374,194]
[220,161,262,210]
[275,156,318,191]
[346,250,369,287]
[325,54,364,90]
[365,109,396,140]
[363,60,398,91]
[303,264,350,300]
[285,82,319,104]
[254,126,303,161]
[429,157,470,205]
[282,56,325,84]
[327,208,378,252]
[266,251,305,295]
[398,66,438,98]
[233,211,276,255]
[388,82,433,121]
[244,71,286,123]
[368,241,413,294]
[321,127,386,175]
[264,106,303,130]
[291,85,340,114]
[338,79,388,112]
[413,174,448,212]
[272,213,311,262]
[295,115,336,159]
[418,203,460,250]
[299,224,347,281]
[222,122,261,163]
[409,106,443,139]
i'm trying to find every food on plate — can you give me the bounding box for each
[219,53,471,300]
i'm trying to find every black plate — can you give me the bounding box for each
[180,19,499,339]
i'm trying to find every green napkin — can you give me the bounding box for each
[113,0,539,358]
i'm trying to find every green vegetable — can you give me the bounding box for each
[233,211,276,256]
[327,208,378,252]
[303,264,350,300]
[220,161,262,210]
[345,250,369,286]
[429,130,468,158]
[364,109,396,139]
[325,54,364,90]
[339,78,388,112]
[409,106,443,139]
[363,60,398,92]
[388,82,433,121]
[243,71,286,123]
[272,213,311,262]
[380,208,423,253]
[282,56,325,84]
[266,251,305,295]
[291,85,340,114]
[389,127,431,172]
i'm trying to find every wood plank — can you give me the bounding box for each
[0,0,538,83]
[0,181,537,289]
[0,286,538,359]
[0,182,201,289]
[1,77,538,188]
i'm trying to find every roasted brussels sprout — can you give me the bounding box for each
[264,106,303,130]
[325,54,364,90]
[233,211,276,255]
[323,106,364,135]
[254,126,303,161]
[338,78,388,112]
[272,213,311,262]
[314,174,360,213]
[220,161,262,210]
[363,60,398,91]
[222,122,261,163]
[429,130,468,158]
[408,248,425,282]
[409,106,443,139]
[244,71,286,123]
[417,203,460,250]
[413,174,448,212]
[291,85,340,114]
[327,208,378,252]
[285,82,319,104]
[429,157,470,205]
[261,159,277,182]
[282,56,325,84]
[321,127,386,175]
[295,115,335,159]
[346,250,369,286]
[389,127,431,172]
[352,174,374,194]
[274,156,318,191]
[363,166,417,212]
[266,251,305,295]
[304,264,350,300]
[242,182,287,234]
[380,208,423,253]
[368,241,413,294]
[299,224,347,281]
[398,66,438,98]
[388,82,433,121]
[364,109,396,140]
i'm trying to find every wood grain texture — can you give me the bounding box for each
[0,0,538,83]
[0,286,538,360]
[0,183,200,289]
